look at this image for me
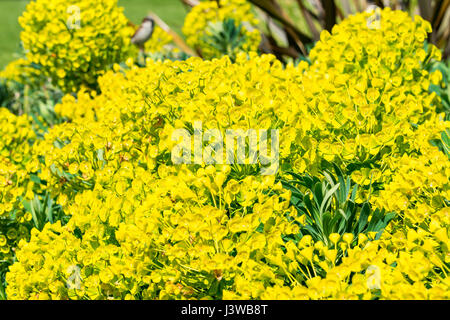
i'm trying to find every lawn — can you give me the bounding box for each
[0,0,187,68]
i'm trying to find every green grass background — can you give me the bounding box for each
[0,0,187,68]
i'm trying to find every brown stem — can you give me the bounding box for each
[296,0,321,40]
[320,0,337,31]
[148,12,198,57]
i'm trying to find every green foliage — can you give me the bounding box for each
[0,79,64,137]
[428,58,450,119]
[439,129,450,157]
[22,192,68,232]
[0,188,68,299]
[282,166,396,247]
[426,55,450,156]
[203,18,252,61]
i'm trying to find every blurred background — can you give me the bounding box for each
[0,0,185,68]
[1,0,449,69]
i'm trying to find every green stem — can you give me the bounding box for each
[24,84,30,115]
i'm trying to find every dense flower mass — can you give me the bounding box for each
[18,0,135,93]
[2,8,449,300]
[182,0,261,59]
[0,109,38,265]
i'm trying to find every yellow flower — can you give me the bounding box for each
[18,0,135,92]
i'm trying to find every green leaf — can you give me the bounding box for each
[0,279,6,300]
[303,224,322,242]
[281,180,304,196]
[319,182,340,215]
[46,195,54,224]
[441,129,450,157]
[313,182,324,209]
[322,212,333,237]
[285,170,395,249]
[357,202,371,234]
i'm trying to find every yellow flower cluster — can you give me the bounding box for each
[374,149,449,225]
[258,230,449,300]
[182,0,261,59]
[307,11,443,156]
[144,26,174,55]
[6,170,298,299]
[0,108,38,263]
[18,0,135,93]
[4,8,450,299]
[0,58,45,87]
